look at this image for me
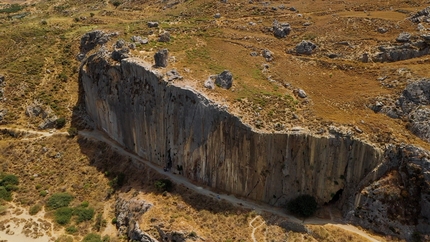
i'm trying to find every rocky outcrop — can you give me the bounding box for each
[80,52,383,207]
[295,41,317,55]
[348,145,430,239]
[372,79,430,143]
[115,197,157,242]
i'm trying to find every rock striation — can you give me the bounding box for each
[80,52,383,206]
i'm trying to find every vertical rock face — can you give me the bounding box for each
[80,54,383,206]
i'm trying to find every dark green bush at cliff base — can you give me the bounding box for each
[287,194,318,218]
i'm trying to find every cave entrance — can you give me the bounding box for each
[328,189,343,204]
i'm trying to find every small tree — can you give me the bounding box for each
[154,179,173,192]
[287,194,318,218]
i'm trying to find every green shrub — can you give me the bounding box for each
[29,204,42,215]
[94,213,105,231]
[80,201,89,207]
[55,207,73,225]
[47,193,74,209]
[66,226,78,234]
[0,174,19,186]
[67,127,78,137]
[56,117,66,129]
[154,179,173,192]
[74,207,94,223]
[0,186,12,201]
[39,190,48,197]
[82,233,102,242]
[287,194,318,218]
[111,217,117,225]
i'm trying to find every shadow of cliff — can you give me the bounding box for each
[75,135,298,233]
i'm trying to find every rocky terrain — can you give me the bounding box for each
[0,0,430,241]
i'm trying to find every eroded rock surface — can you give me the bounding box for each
[115,197,157,242]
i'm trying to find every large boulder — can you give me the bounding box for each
[215,70,233,89]
[79,30,118,54]
[154,49,169,67]
[295,40,317,55]
[158,31,171,42]
[273,19,291,38]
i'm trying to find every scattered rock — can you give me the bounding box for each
[417,23,426,31]
[296,89,307,98]
[158,31,171,42]
[250,51,258,57]
[262,49,273,61]
[396,32,411,42]
[272,19,291,38]
[214,13,221,18]
[0,75,4,85]
[147,21,159,28]
[131,36,148,44]
[204,75,216,89]
[303,22,312,26]
[154,49,169,67]
[115,39,125,48]
[129,43,136,50]
[377,27,388,33]
[166,69,183,81]
[111,48,130,61]
[289,6,297,11]
[215,70,233,89]
[295,40,317,55]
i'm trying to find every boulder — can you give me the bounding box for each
[371,43,430,62]
[0,75,4,85]
[295,40,317,55]
[147,21,159,28]
[154,49,169,67]
[111,48,130,61]
[297,89,307,98]
[262,49,273,61]
[131,36,148,44]
[273,19,291,38]
[115,39,126,48]
[215,70,233,89]
[396,32,411,43]
[158,31,171,42]
[214,13,221,18]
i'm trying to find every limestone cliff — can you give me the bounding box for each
[79,53,383,207]
[78,46,430,239]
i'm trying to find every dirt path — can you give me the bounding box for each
[249,215,266,242]
[79,129,383,242]
[0,126,68,140]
